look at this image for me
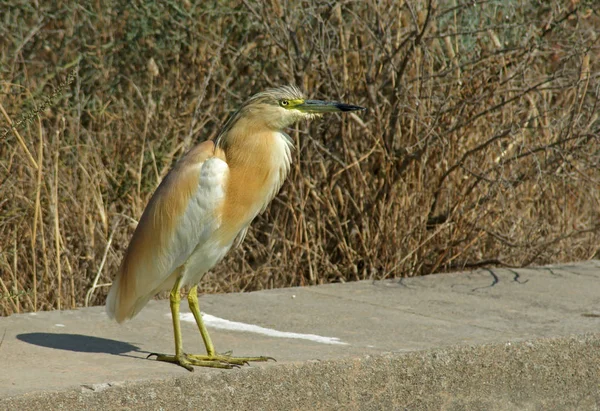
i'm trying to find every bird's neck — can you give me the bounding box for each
[219,117,292,174]
[222,127,276,170]
[217,122,293,244]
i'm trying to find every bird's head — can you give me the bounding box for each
[217,85,365,141]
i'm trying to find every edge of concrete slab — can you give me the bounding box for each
[4,333,600,411]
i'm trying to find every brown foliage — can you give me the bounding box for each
[1,0,599,315]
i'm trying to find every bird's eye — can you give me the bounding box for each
[280,100,289,107]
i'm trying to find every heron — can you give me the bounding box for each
[106,85,365,371]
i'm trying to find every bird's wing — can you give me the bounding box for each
[106,141,229,322]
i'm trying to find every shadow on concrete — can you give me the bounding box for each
[16,333,150,359]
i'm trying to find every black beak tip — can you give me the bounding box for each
[337,103,367,112]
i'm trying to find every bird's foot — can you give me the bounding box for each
[147,352,237,371]
[147,352,275,371]
[187,352,275,367]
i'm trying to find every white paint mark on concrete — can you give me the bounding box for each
[54,324,65,327]
[176,313,348,345]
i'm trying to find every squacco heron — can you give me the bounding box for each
[106,85,365,370]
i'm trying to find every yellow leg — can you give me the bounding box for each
[170,276,184,357]
[147,278,236,371]
[186,285,275,366]
[187,285,216,355]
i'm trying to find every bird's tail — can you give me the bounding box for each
[106,263,179,323]
[105,273,127,323]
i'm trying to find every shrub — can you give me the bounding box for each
[1,0,598,314]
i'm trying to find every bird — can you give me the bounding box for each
[105,85,365,371]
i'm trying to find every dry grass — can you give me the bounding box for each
[1,0,599,315]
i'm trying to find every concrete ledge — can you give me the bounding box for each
[3,334,600,410]
[2,261,600,409]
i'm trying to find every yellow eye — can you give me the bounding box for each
[280,100,289,107]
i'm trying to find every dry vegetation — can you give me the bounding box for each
[1,0,599,315]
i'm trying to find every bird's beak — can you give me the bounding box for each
[295,100,366,113]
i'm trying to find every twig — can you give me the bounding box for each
[0,328,6,351]
[31,118,44,311]
[53,126,62,310]
[0,103,38,170]
[85,218,120,307]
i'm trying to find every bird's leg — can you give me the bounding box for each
[147,277,233,371]
[186,285,275,366]
[187,285,216,356]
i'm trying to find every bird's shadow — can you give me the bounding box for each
[16,333,151,360]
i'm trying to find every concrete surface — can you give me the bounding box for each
[1,261,600,410]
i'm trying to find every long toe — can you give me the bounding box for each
[148,353,235,371]
[186,353,275,366]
